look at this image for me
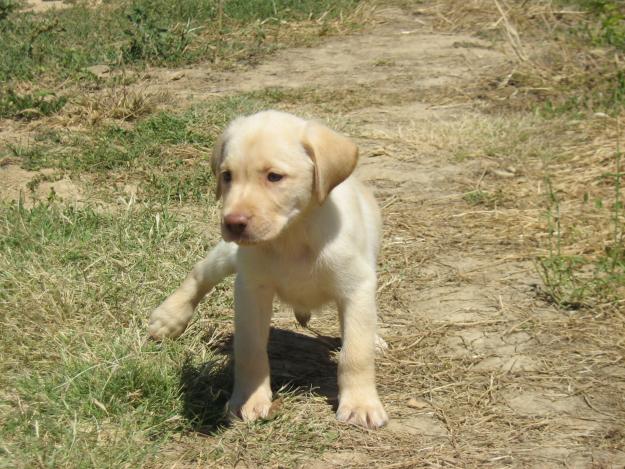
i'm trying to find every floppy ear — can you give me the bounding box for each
[211,133,227,199]
[302,121,359,204]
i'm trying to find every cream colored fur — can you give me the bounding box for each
[149,110,388,429]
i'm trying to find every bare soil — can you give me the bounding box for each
[0,163,84,206]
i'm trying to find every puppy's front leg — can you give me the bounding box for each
[227,274,274,421]
[149,241,237,340]
[336,272,388,429]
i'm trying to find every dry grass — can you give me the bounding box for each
[193,1,379,67]
[67,86,170,126]
[403,1,623,116]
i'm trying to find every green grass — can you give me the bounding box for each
[0,0,361,121]
[570,0,625,50]
[0,200,338,468]
[0,202,207,467]
[0,0,360,83]
[0,201,236,467]
[6,93,282,204]
[5,339,189,467]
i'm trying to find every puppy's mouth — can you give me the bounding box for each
[221,223,267,246]
[226,234,259,246]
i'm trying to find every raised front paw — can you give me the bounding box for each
[148,302,193,340]
[336,392,388,429]
[227,387,273,421]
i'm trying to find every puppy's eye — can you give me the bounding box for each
[267,172,283,182]
[222,171,232,183]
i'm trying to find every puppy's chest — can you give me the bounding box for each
[269,249,332,309]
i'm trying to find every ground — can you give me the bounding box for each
[1,1,625,468]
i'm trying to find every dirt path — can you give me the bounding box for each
[180,7,625,468]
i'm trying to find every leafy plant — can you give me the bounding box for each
[0,0,17,21]
[122,5,198,63]
[572,0,625,50]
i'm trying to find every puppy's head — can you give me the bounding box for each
[212,110,358,245]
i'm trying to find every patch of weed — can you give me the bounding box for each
[7,142,50,170]
[463,189,504,208]
[539,153,625,308]
[122,4,200,64]
[0,89,67,120]
[540,68,625,117]
[571,0,625,50]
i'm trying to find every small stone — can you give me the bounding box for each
[490,168,515,178]
[86,65,111,77]
[407,397,430,409]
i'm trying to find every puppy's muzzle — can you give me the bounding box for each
[224,213,249,237]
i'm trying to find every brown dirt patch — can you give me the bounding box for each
[124,6,505,107]
[0,163,84,206]
[23,1,102,13]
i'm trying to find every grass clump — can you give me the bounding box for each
[571,0,625,50]
[0,88,67,120]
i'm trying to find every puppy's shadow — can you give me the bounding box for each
[179,327,341,434]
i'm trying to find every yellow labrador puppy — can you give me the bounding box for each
[149,110,388,429]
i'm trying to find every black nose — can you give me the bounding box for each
[226,222,247,236]
[224,214,248,236]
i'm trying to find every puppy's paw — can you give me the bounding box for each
[148,303,192,340]
[336,394,388,429]
[227,389,273,421]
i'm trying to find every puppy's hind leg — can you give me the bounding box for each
[149,241,237,340]
[336,269,388,429]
